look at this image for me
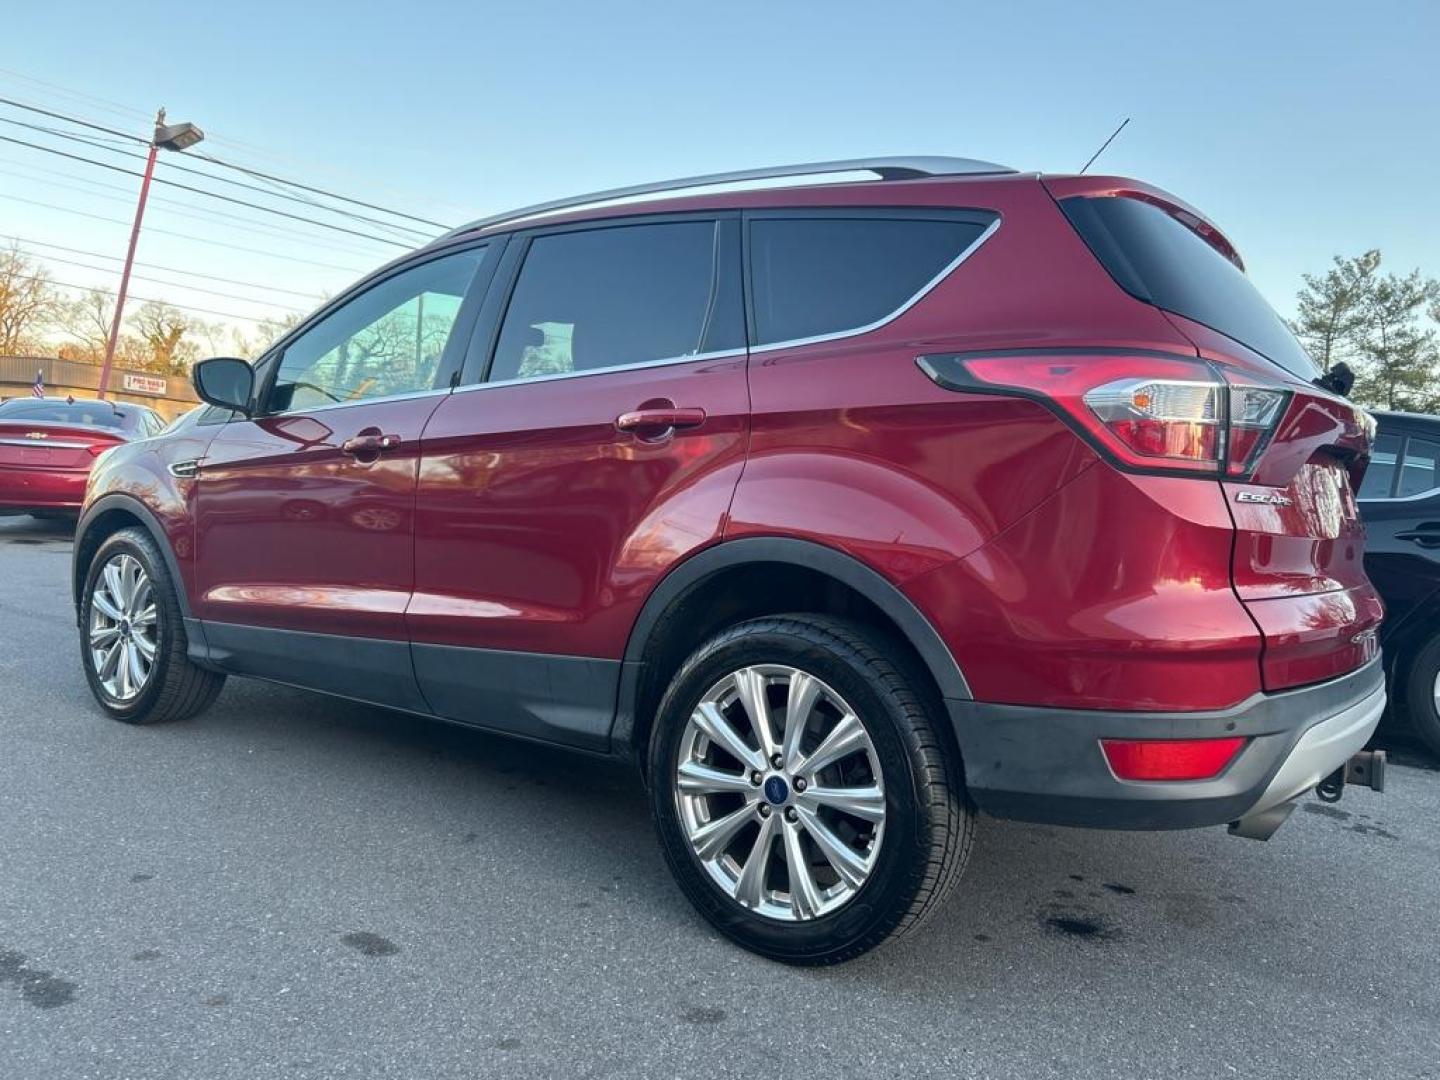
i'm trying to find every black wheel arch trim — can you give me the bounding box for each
[73,493,193,622]
[610,536,972,758]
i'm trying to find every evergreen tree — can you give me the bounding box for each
[1291,250,1381,373]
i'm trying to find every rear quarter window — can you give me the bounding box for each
[748,214,993,346]
[1060,195,1319,382]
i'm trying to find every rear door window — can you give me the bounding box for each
[1396,436,1440,497]
[488,220,739,383]
[1061,195,1319,382]
[1358,433,1402,498]
[748,215,992,346]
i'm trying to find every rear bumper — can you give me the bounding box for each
[948,658,1385,830]
[0,466,89,510]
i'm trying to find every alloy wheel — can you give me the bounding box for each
[674,664,886,921]
[88,553,158,702]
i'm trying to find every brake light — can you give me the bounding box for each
[1100,737,1246,781]
[86,444,112,457]
[917,352,1290,479]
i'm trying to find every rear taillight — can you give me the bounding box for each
[917,352,1290,480]
[1100,737,1246,781]
[87,444,112,457]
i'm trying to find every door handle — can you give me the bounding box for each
[1396,525,1440,549]
[616,407,707,435]
[341,433,401,456]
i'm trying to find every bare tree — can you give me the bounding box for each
[56,287,115,362]
[0,244,61,354]
[128,301,198,373]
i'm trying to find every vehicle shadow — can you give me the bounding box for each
[0,512,77,545]
[181,675,1427,1002]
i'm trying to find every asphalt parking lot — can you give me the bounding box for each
[1,513,1437,1080]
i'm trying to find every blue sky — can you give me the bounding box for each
[1,0,1436,342]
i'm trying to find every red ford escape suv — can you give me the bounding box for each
[72,157,1387,963]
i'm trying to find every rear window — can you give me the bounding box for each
[0,399,129,430]
[1358,433,1401,498]
[1061,195,1319,381]
[749,215,992,346]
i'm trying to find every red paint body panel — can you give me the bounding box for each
[410,356,750,657]
[194,399,443,638]
[910,467,1265,711]
[0,422,126,510]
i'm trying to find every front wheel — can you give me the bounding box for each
[648,614,974,964]
[79,527,225,724]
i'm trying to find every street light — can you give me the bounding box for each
[96,108,205,400]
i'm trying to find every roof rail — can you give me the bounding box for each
[445,155,1017,238]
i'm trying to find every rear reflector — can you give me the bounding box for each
[1100,737,1246,781]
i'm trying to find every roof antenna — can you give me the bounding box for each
[1080,117,1130,174]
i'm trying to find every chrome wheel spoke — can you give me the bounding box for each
[689,804,756,861]
[800,711,867,775]
[691,701,764,773]
[733,812,777,909]
[128,578,152,619]
[795,805,870,890]
[675,662,886,922]
[781,670,820,770]
[89,624,121,649]
[781,819,822,919]
[134,604,157,628]
[677,760,756,797]
[98,640,123,682]
[797,783,886,824]
[732,667,778,759]
[92,589,124,622]
[133,631,157,662]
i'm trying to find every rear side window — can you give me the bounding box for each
[0,399,126,429]
[749,216,991,346]
[1061,195,1319,382]
[1397,436,1440,497]
[489,220,739,382]
[1358,433,1402,498]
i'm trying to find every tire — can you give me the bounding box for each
[78,527,225,724]
[1402,633,1440,758]
[647,614,974,964]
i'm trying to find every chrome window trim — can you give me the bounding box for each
[0,437,98,449]
[455,347,748,395]
[747,216,1001,355]
[1358,484,1440,505]
[263,384,455,418]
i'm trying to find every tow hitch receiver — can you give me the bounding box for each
[1317,749,1387,803]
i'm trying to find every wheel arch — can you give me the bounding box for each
[73,494,193,623]
[612,537,971,771]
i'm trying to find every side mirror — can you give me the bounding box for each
[193,357,254,415]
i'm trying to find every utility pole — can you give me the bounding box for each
[97,108,205,400]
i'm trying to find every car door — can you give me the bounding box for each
[193,243,496,709]
[1360,425,1440,636]
[409,215,749,748]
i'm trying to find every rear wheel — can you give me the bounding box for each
[1402,633,1440,758]
[79,527,224,724]
[648,614,973,964]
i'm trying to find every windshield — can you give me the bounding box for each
[0,399,130,430]
[1060,194,1320,381]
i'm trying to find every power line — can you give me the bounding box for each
[0,234,329,301]
[0,192,372,273]
[0,156,400,259]
[21,272,291,325]
[0,112,429,242]
[0,129,414,248]
[19,249,310,315]
[0,94,452,230]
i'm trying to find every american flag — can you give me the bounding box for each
[31,368,44,398]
